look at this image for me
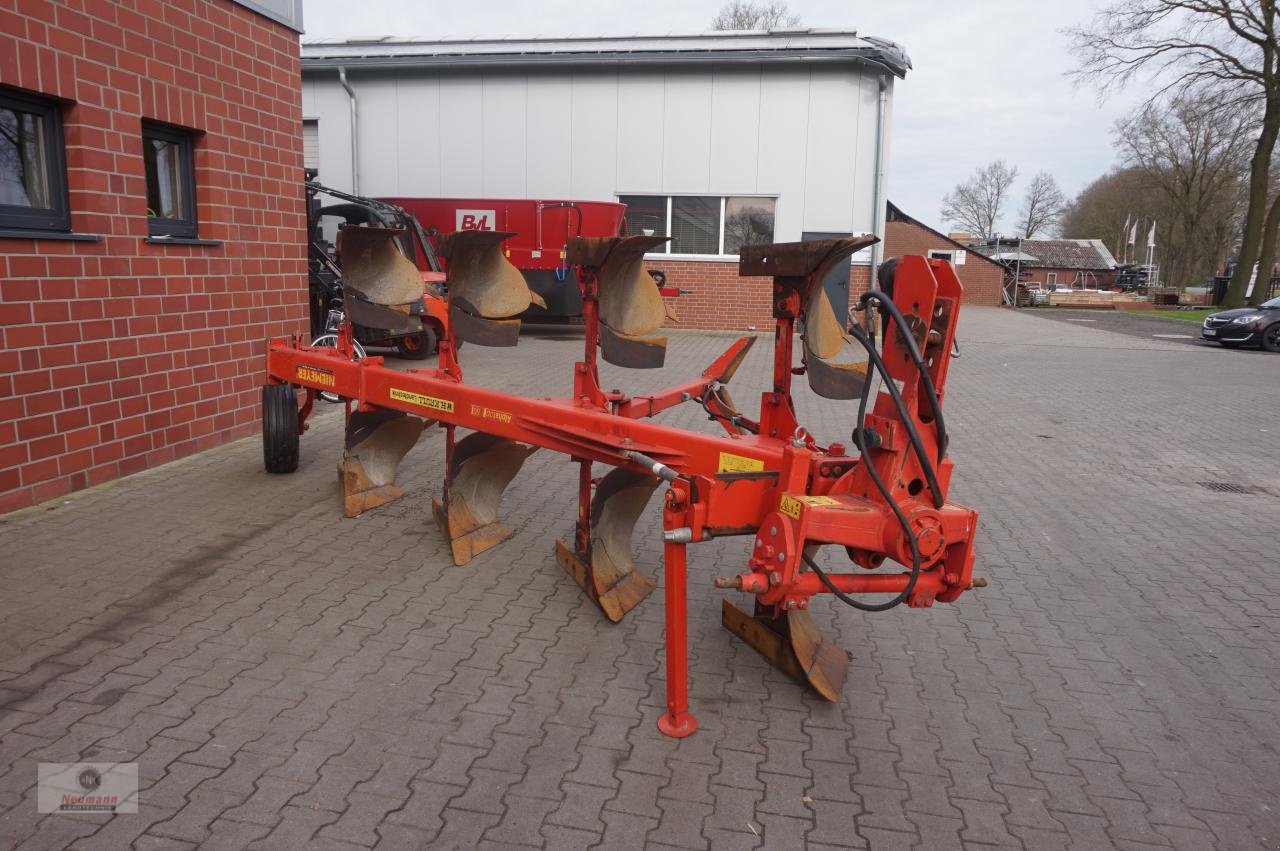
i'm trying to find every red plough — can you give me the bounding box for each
[260,231,982,737]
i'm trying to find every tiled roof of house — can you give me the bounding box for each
[975,239,1118,270]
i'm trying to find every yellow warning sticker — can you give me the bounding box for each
[717,452,765,473]
[780,494,840,519]
[390,388,455,413]
[295,365,335,388]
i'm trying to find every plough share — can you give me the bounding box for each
[262,230,982,737]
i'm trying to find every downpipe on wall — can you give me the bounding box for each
[338,66,359,194]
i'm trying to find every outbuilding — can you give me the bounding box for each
[973,238,1120,292]
[883,202,1005,305]
[300,30,910,330]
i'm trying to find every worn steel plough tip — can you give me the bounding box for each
[438,230,546,346]
[721,599,848,701]
[710,335,755,384]
[596,235,672,369]
[555,468,659,622]
[340,409,429,518]
[802,284,870,401]
[434,431,536,565]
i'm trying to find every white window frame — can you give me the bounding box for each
[1046,271,1058,286]
[616,192,778,261]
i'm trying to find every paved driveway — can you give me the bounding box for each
[1,307,1277,849]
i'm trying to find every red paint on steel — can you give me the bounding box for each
[657,482,697,738]
[263,239,981,736]
[379,197,627,274]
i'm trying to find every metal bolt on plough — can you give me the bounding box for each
[261,227,982,738]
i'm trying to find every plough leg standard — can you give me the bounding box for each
[262,231,981,738]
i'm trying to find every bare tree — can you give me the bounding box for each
[1062,168,1170,259]
[1247,156,1280,303]
[1115,96,1253,287]
[940,160,1019,238]
[1018,172,1068,238]
[1252,193,1280,302]
[1066,0,1279,307]
[711,1,800,30]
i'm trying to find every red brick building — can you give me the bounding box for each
[884,202,1005,305]
[0,0,306,514]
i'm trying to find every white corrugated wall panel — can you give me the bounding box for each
[849,69,882,235]
[303,59,888,249]
[303,78,354,192]
[708,68,762,194]
[396,73,443,196]
[755,68,811,242]
[481,75,529,196]
[438,77,485,196]
[355,76,399,194]
[802,68,860,234]
[615,70,665,193]
[660,70,713,193]
[524,72,574,198]
[569,72,619,200]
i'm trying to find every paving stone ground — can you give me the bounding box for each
[1021,308,1235,349]
[1,307,1278,850]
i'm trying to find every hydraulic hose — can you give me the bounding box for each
[847,321,944,510]
[858,290,950,461]
[805,318,922,611]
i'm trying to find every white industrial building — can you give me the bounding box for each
[299,30,911,328]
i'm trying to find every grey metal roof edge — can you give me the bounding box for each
[301,47,909,77]
[299,30,910,77]
[231,0,304,33]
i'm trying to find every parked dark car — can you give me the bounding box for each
[1200,296,1280,352]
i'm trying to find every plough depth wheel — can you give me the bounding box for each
[262,383,299,474]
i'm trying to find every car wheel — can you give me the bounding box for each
[1263,323,1280,353]
[394,327,436,360]
[1219,341,1244,349]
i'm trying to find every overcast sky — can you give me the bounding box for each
[301,0,1142,235]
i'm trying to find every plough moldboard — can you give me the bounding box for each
[261,229,982,738]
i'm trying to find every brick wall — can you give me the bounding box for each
[885,220,1005,305]
[648,259,872,331]
[0,0,306,514]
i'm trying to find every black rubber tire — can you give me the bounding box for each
[394,327,436,360]
[1219,341,1245,349]
[1263,323,1280,353]
[262,384,300,474]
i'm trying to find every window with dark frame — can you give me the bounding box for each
[671,196,720,255]
[723,197,776,256]
[618,194,776,256]
[0,87,70,232]
[619,195,667,241]
[143,121,197,238]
